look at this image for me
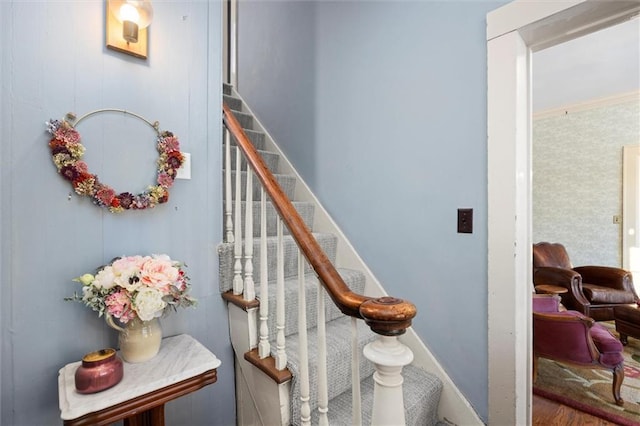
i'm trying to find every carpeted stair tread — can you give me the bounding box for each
[224,201,315,237]
[218,233,338,293]
[307,364,443,426]
[231,109,253,129]
[264,268,366,341]
[223,94,242,111]
[223,83,233,95]
[230,129,266,150]
[229,170,297,200]
[276,316,378,424]
[229,147,279,173]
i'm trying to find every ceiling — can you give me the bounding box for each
[533,17,640,112]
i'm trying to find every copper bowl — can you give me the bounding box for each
[74,348,123,394]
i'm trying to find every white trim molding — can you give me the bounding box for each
[533,90,640,120]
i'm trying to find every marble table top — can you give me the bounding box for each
[58,334,221,421]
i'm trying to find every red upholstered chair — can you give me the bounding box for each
[533,242,639,321]
[532,295,625,406]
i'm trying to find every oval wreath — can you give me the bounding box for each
[45,111,184,213]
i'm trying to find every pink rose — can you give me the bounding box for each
[139,257,179,291]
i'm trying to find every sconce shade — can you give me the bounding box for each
[108,0,153,29]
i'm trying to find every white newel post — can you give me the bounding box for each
[363,336,414,426]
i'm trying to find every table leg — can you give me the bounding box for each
[123,405,165,426]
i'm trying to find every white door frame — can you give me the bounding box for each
[487,1,640,424]
[623,144,640,280]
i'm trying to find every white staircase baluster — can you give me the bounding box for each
[351,317,363,426]
[243,168,255,302]
[297,250,311,426]
[363,336,414,426]
[275,218,287,370]
[317,284,329,426]
[232,146,243,295]
[258,188,270,358]
[224,129,234,243]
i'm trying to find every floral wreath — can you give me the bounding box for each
[45,111,184,213]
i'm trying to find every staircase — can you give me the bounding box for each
[219,83,443,425]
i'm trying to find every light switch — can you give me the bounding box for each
[458,208,473,234]
[176,153,191,180]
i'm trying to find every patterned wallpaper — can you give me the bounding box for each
[533,99,639,267]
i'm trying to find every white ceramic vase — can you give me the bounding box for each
[107,315,162,363]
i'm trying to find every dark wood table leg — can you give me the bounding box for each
[124,405,165,426]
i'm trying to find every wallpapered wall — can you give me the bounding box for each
[533,98,640,267]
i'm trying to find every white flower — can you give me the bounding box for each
[81,285,95,302]
[93,266,116,290]
[133,287,167,321]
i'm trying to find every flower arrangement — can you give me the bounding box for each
[45,116,184,213]
[67,255,197,323]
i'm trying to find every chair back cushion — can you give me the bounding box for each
[533,242,572,269]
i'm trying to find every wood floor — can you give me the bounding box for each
[532,394,619,426]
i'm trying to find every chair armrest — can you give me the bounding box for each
[534,267,590,308]
[574,266,636,295]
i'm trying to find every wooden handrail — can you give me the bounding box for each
[223,103,416,336]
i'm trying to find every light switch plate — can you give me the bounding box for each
[176,153,191,180]
[458,208,473,234]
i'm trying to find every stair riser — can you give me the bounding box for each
[229,129,266,151]
[228,148,280,173]
[224,201,315,238]
[223,94,243,110]
[231,110,254,129]
[228,171,297,201]
[264,269,366,341]
[218,234,338,293]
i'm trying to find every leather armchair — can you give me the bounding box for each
[532,295,625,406]
[533,242,639,321]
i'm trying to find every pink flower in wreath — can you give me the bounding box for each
[159,136,180,152]
[157,172,174,188]
[139,255,179,292]
[96,187,117,206]
[75,161,89,173]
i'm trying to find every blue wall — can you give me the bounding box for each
[238,1,505,421]
[0,2,234,424]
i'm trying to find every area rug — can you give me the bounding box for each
[533,322,640,425]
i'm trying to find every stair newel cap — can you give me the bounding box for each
[359,296,417,336]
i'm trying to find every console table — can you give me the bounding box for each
[58,334,221,426]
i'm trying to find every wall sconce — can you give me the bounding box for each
[106,0,153,59]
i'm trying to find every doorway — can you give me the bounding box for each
[623,144,640,285]
[487,2,640,424]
